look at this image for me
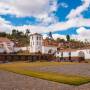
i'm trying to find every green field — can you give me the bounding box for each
[0,62,90,86]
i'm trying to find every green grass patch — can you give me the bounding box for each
[0,62,90,86]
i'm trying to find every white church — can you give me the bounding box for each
[28,33,90,60]
[29,33,58,54]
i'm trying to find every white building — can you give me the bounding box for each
[0,37,14,53]
[14,46,27,52]
[30,33,43,53]
[42,39,58,54]
[29,33,90,60]
[56,48,90,60]
[29,33,58,54]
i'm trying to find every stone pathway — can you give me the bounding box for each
[0,70,90,90]
[26,63,90,77]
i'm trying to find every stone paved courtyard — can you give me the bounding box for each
[27,63,90,77]
[0,65,90,90]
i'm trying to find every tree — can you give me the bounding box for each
[0,32,7,37]
[56,38,60,43]
[56,38,65,43]
[12,29,17,36]
[25,29,30,51]
[0,29,30,48]
[17,31,24,37]
[66,35,70,42]
[70,39,76,42]
[11,29,30,47]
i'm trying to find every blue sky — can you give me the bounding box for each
[0,0,90,41]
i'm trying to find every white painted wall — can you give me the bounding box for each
[42,46,57,54]
[0,48,5,53]
[14,47,28,52]
[71,51,78,57]
[0,42,14,53]
[56,49,90,59]
[77,49,90,59]
[63,52,69,57]
[30,34,42,53]
[56,52,61,57]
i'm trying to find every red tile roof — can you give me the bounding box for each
[0,37,11,43]
[60,47,90,52]
[60,48,77,52]
[43,39,58,47]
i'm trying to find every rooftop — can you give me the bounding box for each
[0,37,12,43]
[43,39,58,47]
[30,33,42,36]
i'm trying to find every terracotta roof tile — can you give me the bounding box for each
[60,48,77,52]
[43,39,58,47]
[0,37,11,43]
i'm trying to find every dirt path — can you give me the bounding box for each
[0,70,90,90]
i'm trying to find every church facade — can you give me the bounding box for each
[29,33,58,54]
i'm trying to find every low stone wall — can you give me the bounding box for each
[0,54,52,63]
[55,57,85,62]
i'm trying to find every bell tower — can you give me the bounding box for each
[30,33,42,53]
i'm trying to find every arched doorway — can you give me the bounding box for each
[60,52,63,61]
[68,52,71,62]
[48,49,52,54]
[78,51,85,62]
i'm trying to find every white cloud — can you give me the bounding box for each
[0,0,49,16]
[43,27,90,42]
[0,0,90,41]
[52,34,66,40]
[76,27,90,38]
[0,0,58,24]
[48,27,90,42]
[0,17,12,33]
[71,27,90,42]
[43,33,66,40]
[0,16,90,33]
[67,0,90,19]
[59,2,68,8]
[12,18,81,33]
[36,14,58,26]
[0,0,90,28]
[49,17,90,32]
[0,16,90,42]
[0,1,19,16]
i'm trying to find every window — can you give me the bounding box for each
[39,37,41,40]
[32,36,33,40]
[61,52,63,58]
[78,51,85,57]
[89,51,90,54]
[48,49,52,54]
[8,47,13,50]
[37,36,38,40]
[30,42,32,46]
[0,44,3,48]
[57,51,59,54]
[68,52,71,56]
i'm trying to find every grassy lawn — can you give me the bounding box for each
[0,62,90,86]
